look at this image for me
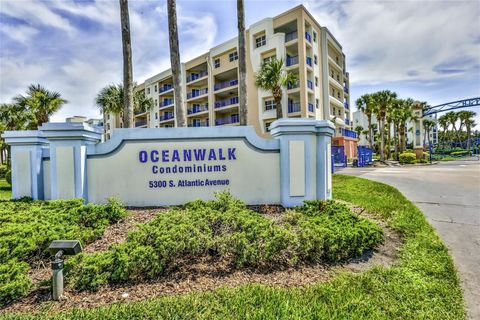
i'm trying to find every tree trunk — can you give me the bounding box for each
[367,114,373,149]
[423,127,427,147]
[379,116,385,161]
[387,121,391,159]
[394,124,398,160]
[466,127,471,150]
[167,0,186,127]
[274,87,283,119]
[119,0,134,128]
[237,0,247,126]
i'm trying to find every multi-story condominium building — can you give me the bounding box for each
[104,5,355,152]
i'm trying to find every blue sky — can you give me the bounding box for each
[1,0,479,125]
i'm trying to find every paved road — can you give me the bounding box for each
[339,159,480,320]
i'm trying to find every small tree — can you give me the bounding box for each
[237,0,247,125]
[119,0,134,128]
[254,57,297,119]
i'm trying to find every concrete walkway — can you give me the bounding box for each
[339,159,480,320]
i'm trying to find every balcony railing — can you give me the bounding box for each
[214,79,238,91]
[287,81,299,90]
[215,96,239,108]
[288,102,301,113]
[286,56,299,67]
[305,32,312,43]
[307,80,313,90]
[306,56,312,67]
[344,102,349,109]
[187,88,208,99]
[342,128,357,138]
[215,114,239,125]
[285,31,298,42]
[186,71,208,83]
[188,120,209,127]
[135,120,147,127]
[160,99,174,107]
[188,104,209,114]
[345,118,350,125]
[160,113,174,121]
[159,84,173,93]
[344,86,349,93]
[308,103,314,112]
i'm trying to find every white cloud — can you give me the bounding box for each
[0,23,38,44]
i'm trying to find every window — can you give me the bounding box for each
[107,123,110,130]
[214,58,220,68]
[313,31,317,42]
[155,112,158,120]
[316,99,319,109]
[263,55,274,64]
[265,122,272,132]
[338,110,341,116]
[154,85,157,92]
[315,77,318,86]
[155,99,158,106]
[255,35,266,48]
[229,51,238,62]
[337,92,341,99]
[314,55,318,65]
[264,99,276,111]
[147,87,150,94]
[337,75,340,81]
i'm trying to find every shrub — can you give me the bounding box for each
[5,169,11,185]
[414,159,428,164]
[450,150,469,156]
[0,165,8,178]
[0,198,127,305]
[399,152,416,164]
[68,193,383,291]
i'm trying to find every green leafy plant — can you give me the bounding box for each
[399,152,416,164]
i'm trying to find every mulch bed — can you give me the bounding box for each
[2,203,403,315]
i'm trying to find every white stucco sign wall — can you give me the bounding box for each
[3,119,335,207]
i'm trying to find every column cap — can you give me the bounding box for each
[39,122,102,142]
[270,119,335,137]
[1,130,48,146]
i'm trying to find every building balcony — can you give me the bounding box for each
[341,128,357,139]
[305,32,312,43]
[160,114,174,121]
[160,99,174,108]
[214,79,238,91]
[187,88,208,99]
[159,84,173,93]
[287,81,299,90]
[307,80,313,90]
[188,120,209,127]
[344,102,349,109]
[288,102,301,113]
[345,118,350,125]
[187,103,209,115]
[286,56,298,67]
[215,96,239,109]
[308,103,314,112]
[306,56,312,67]
[344,86,349,94]
[215,114,239,126]
[135,119,147,127]
[329,96,344,108]
[329,75,343,90]
[285,31,298,43]
[187,71,208,83]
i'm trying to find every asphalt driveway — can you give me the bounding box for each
[339,159,480,319]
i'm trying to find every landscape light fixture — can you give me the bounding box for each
[47,240,82,300]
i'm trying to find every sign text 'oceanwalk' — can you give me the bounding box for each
[138,147,237,189]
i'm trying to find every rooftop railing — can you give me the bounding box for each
[187,88,208,99]
[187,103,209,115]
[286,56,298,67]
[215,114,239,125]
[159,99,174,107]
[214,79,238,91]
[288,102,301,113]
[159,84,173,93]
[215,96,239,108]
[285,31,298,42]
[186,71,208,83]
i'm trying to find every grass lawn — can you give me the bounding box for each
[0,178,11,200]
[1,175,465,319]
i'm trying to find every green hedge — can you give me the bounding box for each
[450,150,470,156]
[399,152,416,164]
[0,165,8,178]
[0,198,127,305]
[67,193,383,291]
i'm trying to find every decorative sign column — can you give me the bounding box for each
[413,104,424,159]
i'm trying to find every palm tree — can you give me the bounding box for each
[422,118,435,147]
[445,111,458,141]
[438,114,449,144]
[96,83,154,118]
[465,118,477,150]
[13,84,67,128]
[355,94,376,149]
[254,57,297,119]
[237,0,247,125]
[119,0,134,128]
[167,0,186,127]
[354,125,364,141]
[458,111,475,139]
[397,98,414,153]
[0,103,32,165]
[372,90,397,161]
